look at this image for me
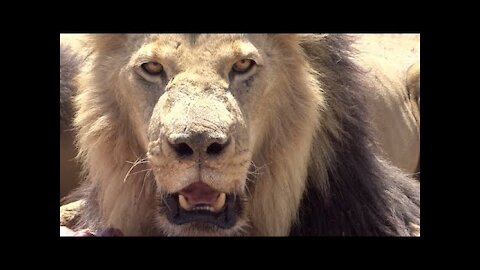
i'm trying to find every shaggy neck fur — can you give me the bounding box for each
[288,35,420,236]
[73,53,158,235]
[247,38,325,236]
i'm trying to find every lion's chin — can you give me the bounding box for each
[154,192,249,236]
[164,193,239,228]
[154,214,250,236]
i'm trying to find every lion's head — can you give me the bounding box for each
[74,34,324,236]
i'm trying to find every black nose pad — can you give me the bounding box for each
[168,133,230,158]
[206,142,226,155]
[170,142,194,157]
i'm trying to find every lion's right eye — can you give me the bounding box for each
[141,62,164,75]
[232,59,255,73]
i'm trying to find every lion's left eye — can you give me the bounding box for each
[141,62,164,75]
[232,59,255,73]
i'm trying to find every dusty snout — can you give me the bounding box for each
[166,127,234,161]
[146,91,251,229]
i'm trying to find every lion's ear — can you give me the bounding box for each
[86,34,128,52]
[269,34,329,49]
[297,34,329,44]
[269,34,301,44]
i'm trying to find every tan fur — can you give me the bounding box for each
[60,34,93,198]
[406,62,420,124]
[65,34,419,236]
[60,129,82,198]
[352,35,420,175]
[247,35,325,235]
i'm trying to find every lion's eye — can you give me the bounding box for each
[232,59,255,73]
[141,62,164,75]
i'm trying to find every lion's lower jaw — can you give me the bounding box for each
[153,214,251,236]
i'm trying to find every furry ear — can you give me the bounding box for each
[266,34,310,58]
[268,34,303,45]
[270,34,328,45]
[86,34,128,52]
[295,34,331,49]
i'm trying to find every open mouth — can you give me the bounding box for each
[164,182,240,229]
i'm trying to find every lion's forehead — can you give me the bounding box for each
[147,33,249,46]
[136,34,265,65]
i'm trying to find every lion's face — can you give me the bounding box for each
[107,34,290,236]
[72,34,420,236]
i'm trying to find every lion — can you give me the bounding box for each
[59,34,421,200]
[61,34,420,236]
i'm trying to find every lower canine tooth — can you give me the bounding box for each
[178,194,193,210]
[212,193,226,212]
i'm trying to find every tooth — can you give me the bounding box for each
[178,194,193,211]
[212,193,226,212]
[193,205,214,212]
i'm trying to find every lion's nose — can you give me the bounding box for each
[167,132,230,158]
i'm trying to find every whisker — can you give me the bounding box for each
[244,180,252,197]
[245,176,255,183]
[123,156,149,183]
[139,170,152,199]
[248,160,270,176]
[160,193,171,212]
[128,168,153,176]
[124,158,140,183]
[125,159,149,165]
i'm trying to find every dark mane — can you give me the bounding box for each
[60,43,82,130]
[290,35,420,236]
